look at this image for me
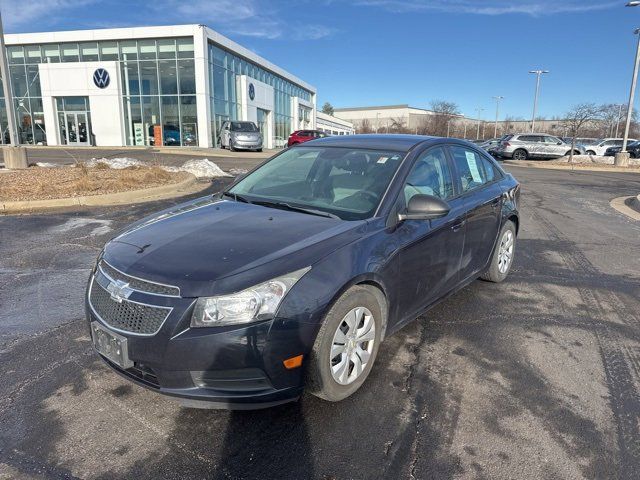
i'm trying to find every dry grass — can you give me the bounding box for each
[0,165,190,202]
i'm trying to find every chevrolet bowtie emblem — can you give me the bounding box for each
[106,279,133,303]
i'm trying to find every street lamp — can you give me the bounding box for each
[475,107,484,140]
[529,70,549,132]
[0,9,27,168]
[618,3,640,165]
[493,96,504,138]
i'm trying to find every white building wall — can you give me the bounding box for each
[38,61,125,146]
[193,27,212,148]
[238,75,275,149]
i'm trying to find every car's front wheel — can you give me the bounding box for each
[586,150,596,156]
[307,286,383,402]
[482,220,516,283]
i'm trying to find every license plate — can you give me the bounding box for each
[91,321,133,369]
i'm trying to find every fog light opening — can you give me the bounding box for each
[283,354,304,370]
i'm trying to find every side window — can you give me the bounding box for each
[479,155,501,183]
[450,146,488,194]
[403,147,454,205]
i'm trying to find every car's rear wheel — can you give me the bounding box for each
[482,220,516,283]
[565,150,580,156]
[512,149,527,160]
[586,150,596,156]
[307,286,382,402]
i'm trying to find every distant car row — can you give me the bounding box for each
[474,134,637,160]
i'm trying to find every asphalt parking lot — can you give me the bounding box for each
[1,165,640,479]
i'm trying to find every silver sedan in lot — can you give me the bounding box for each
[495,133,585,160]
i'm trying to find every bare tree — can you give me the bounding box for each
[357,118,373,134]
[428,100,460,137]
[560,103,603,162]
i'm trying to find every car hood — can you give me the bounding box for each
[102,197,364,297]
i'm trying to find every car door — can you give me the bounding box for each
[448,145,503,282]
[543,135,565,157]
[394,146,466,318]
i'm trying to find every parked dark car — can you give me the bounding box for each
[604,141,640,157]
[86,135,520,409]
[288,129,328,147]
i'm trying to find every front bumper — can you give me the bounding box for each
[85,275,315,409]
[232,138,262,150]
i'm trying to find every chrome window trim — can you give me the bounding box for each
[88,276,173,337]
[100,260,181,298]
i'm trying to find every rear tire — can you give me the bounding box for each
[307,286,383,402]
[481,220,516,283]
[586,150,596,156]
[512,149,527,161]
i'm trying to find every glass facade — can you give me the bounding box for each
[208,43,313,147]
[0,31,315,147]
[119,38,197,146]
[0,37,196,146]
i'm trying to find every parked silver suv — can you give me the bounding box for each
[495,134,584,160]
[219,121,263,152]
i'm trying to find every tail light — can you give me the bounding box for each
[503,142,511,147]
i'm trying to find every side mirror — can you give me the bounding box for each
[398,194,451,221]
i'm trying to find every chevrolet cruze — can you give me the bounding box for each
[87,135,520,409]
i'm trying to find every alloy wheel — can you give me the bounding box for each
[330,307,376,385]
[497,230,514,274]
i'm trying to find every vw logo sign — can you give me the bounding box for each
[93,68,110,89]
[248,83,255,100]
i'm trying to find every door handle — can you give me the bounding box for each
[451,219,466,232]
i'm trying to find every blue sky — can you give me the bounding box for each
[1,0,638,120]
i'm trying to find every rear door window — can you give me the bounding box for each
[449,146,488,194]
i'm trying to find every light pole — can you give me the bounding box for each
[0,9,27,168]
[615,103,623,137]
[475,108,484,140]
[493,96,504,138]
[618,8,640,165]
[529,70,549,132]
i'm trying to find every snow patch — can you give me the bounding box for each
[35,162,58,168]
[162,159,231,179]
[86,157,145,169]
[229,168,248,176]
[554,155,640,166]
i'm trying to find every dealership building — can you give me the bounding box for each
[0,24,346,149]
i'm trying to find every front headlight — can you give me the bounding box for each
[190,267,311,328]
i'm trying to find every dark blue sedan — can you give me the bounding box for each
[86,135,520,409]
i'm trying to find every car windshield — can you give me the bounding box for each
[231,122,258,132]
[228,146,406,220]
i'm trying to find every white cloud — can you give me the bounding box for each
[1,0,98,28]
[355,0,619,16]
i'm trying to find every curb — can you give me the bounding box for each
[610,195,640,221]
[0,174,211,214]
[503,160,640,174]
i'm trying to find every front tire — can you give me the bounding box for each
[229,139,236,152]
[482,220,516,283]
[586,150,596,156]
[512,149,527,161]
[307,286,383,402]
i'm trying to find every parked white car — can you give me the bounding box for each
[582,138,637,156]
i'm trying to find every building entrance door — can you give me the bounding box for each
[64,113,90,146]
[56,97,92,146]
[257,108,268,136]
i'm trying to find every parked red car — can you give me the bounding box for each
[287,130,328,147]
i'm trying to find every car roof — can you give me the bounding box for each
[307,134,440,152]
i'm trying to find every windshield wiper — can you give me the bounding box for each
[221,191,252,204]
[252,200,340,219]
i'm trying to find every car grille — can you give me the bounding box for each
[99,261,180,297]
[89,278,171,335]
